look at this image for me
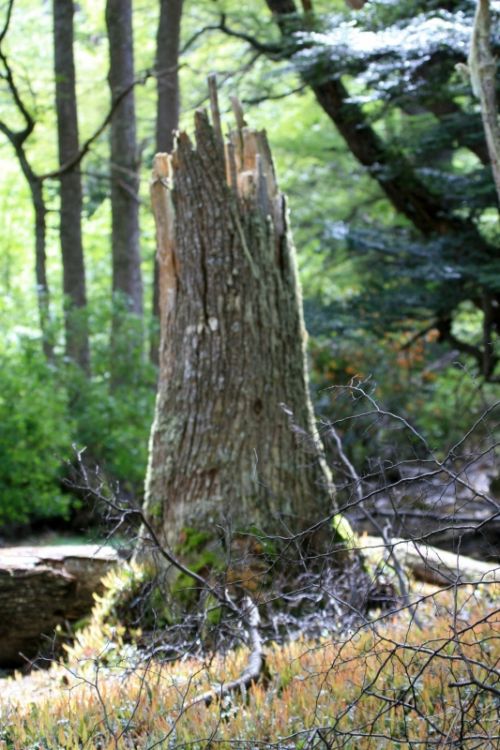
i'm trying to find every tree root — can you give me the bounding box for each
[187,597,264,709]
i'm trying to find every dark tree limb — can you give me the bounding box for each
[39,69,153,182]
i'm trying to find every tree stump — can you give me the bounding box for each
[144,84,342,553]
[0,545,118,667]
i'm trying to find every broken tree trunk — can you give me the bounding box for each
[143,82,342,553]
[0,545,118,668]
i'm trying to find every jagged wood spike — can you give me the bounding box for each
[150,153,177,329]
[230,95,247,132]
[226,140,238,193]
[207,73,224,152]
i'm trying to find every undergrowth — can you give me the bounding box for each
[1,581,499,749]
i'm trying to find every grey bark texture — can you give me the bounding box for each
[106,0,143,324]
[151,0,184,363]
[0,545,118,668]
[143,102,336,550]
[53,0,90,373]
[155,0,183,154]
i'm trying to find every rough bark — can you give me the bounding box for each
[106,0,143,343]
[151,0,184,364]
[0,545,118,668]
[53,0,90,373]
[143,102,337,550]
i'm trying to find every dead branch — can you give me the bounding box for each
[360,535,500,586]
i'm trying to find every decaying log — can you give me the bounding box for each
[0,545,118,668]
[360,535,500,587]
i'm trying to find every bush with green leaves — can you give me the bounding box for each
[72,305,157,497]
[0,339,73,527]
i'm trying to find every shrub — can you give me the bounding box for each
[0,339,73,527]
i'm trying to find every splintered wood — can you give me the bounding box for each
[150,77,287,330]
[150,153,177,322]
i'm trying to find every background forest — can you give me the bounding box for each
[0,0,499,534]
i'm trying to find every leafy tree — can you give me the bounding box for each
[216,0,500,381]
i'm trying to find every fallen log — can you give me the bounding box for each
[359,535,500,586]
[0,545,119,668]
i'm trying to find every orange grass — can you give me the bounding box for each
[1,581,499,749]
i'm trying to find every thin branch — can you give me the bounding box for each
[0,44,35,141]
[39,68,153,181]
[329,425,421,628]
[218,13,283,57]
[242,83,307,106]
[0,0,15,43]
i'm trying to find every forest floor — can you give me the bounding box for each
[1,569,499,749]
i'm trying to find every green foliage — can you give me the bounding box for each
[0,302,155,529]
[72,307,156,496]
[0,340,73,526]
[310,327,493,469]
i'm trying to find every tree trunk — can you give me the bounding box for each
[469,0,500,206]
[143,97,339,551]
[53,0,90,373]
[16,146,54,360]
[151,0,184,364]
[106,0,143,382]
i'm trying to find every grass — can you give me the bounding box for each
[0,576,499,749]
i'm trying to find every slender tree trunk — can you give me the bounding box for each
[469,0,500,205]
[143,98,339,552]
[53,0,90,373]
[32,179,52,359]
[15,146,53,359]
[151,0,183,364]
[106,0,143,383]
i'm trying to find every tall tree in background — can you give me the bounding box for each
[150,0,183,363]
[106,0,143,382]
[251,0,500,380]
[0,1,52,359]
[53,0,90,373]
